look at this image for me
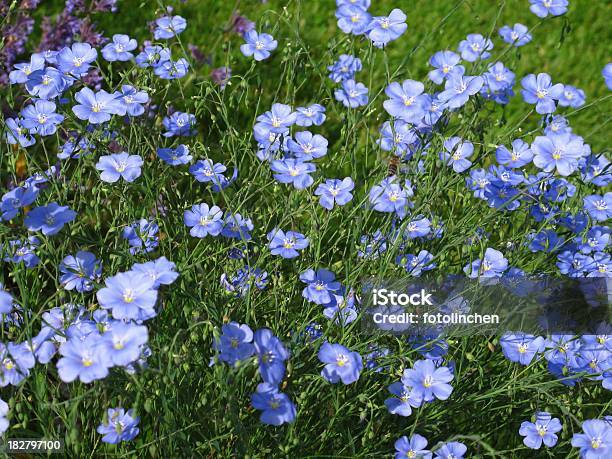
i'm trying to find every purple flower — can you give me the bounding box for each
[571,419,612,457]
[529,0,569,18]
[500,332,545,365]
[464,247,508,278]
[57,336,110,383]
[253,329,289,385]
[96,271,158,321]
[24,202,76,236]
[157,144,192,166]
[162,111,197,137]
[183,203,224,237]
[267,228,309,258]
[532,133,585,176]
[295,104,326,126]
[251,384,296,426]
[214,322,255,366]
[318,342,363,384]
[402,359,454,403]
[334,79,369,108]
[72,88,122,124]
[211,66,231,88]
[60,251,102,292]
[314,177,354,210]
[21,100,64,136]
[428,50,464,84]
[154,15,187,39]
[271,158,315,189]
[367,9,407,46]
[519,412,562,449]
[95,153,143,183]
[240,31,277,61]
[97,408,140,444]
[57,42,98,76]
[394,434,432,459]
[499,23,532,46]
[584,193,612,222]
[383,80,425,123]
[496,139,533,168]
[458,34,493,62]
[438,74,484,108]
[102,34,137,61]
[521,73,564,114]
[440,137,474,173]
[335,4,371,35]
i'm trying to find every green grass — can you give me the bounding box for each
[0,0,610,457]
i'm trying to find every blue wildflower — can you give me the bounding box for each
[24,202,76,236]
[318,342,362,384]
[183,203,224,237]
[240,31,277,61]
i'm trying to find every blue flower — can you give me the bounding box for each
[97,408,140,444]
[114,85,149,117]
[287,131,328,159]
[102,34,137,62]
[21,100,64,136]
[95,153,143,183]
[396,250,436,276]
[251,384,296,426]
[402,359,454,403]
[334,79,369,108]
[528,229,564,253]
[318,342,362,384]
[240,31,278,61]
[438,74,484,108]
[25,67,68,99]
[267,228,309,258]
[369,177,412,218]
[584,193,612,222]
[499,23,532,46]
[5,118,36,147]
[532,133,585,176]
[3,237,40,267]
[378,120,418,155]
[434,442,467,459]
[295,104,326,126]
[458,34,493,61]
[157,144,192,166]
[100,321,148,367]
[327,54,362,83]
[556,251,594,277]
[57,42,98,76]
[383,80,425,123]
[405,217,431,239]
[385,382,420,416]
[421,94,447,125]
[335,4,371,35]
[394,434,432,459]
[271,158,316,189]
[1,186,38,221]
[530,0,569,18]
[122,219,159,254]
[154,15,187,39]
[500,332,545,365]
[135,45,171,68]
[571,419,612,457]
[519,412,562,449]
[558,85,586,108]
[221,213,253,240]
[580,154,611,186]
[189,159,227,185]
[521,73,564,114]
[24,202,76,236]
[545,115,572,135]
[60,251,102,292]
[96,271,158,321]
[464,247,508,278]
[131,257,179,288]
[214,322,255,366]
[58,136,94,160]
[257,103,296,132]
[579,226,610,254]
[314,177,354,210]
[440,137,474,173]
[183,203,224,237]
[367,9,407,46]
[428,50,464,84]
[496,139,533,168]
[9,53,45,84]
[57,335,110,383]
[162,111,197,137]
[604,63,612,90]
[154,58,190,79]
[299,269,341,305]
[483,61,515,93]
[253,329,289,385]
[72,88,122,124]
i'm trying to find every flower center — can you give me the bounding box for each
[37,114,48,124]
[423,375,433,388]
[283,238,295,249]
[336,354,349,367]
[255,41,265,50]
[123,289,135,303]
[82,358,93,367]
[518,343,528,354]
[536,89,547,99]
[73,57,84,67]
